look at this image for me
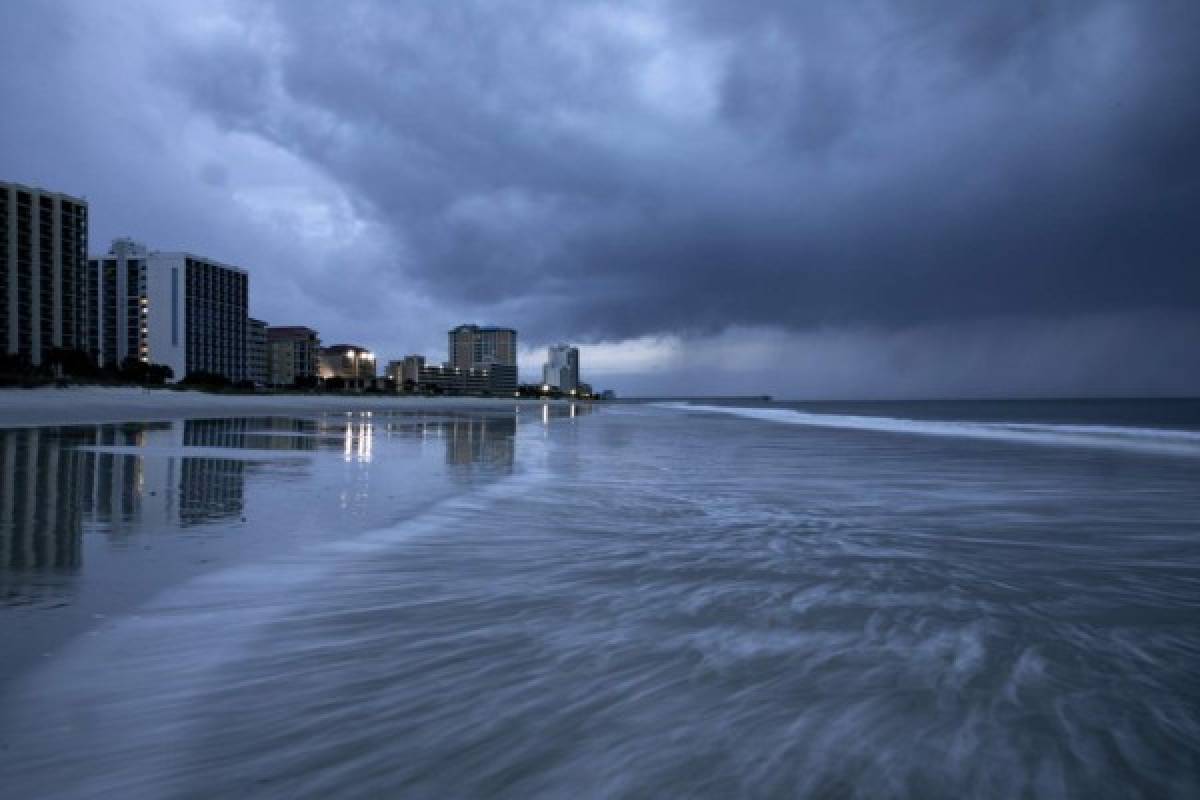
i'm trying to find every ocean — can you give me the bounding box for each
[1,398,1198,798]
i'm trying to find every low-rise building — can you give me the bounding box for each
[414,362,516,395]
[386,354,426,389]
[319,343,375,389]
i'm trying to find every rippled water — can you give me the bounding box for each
[2,400,1199,798]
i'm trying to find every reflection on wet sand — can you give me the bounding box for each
[0,428,88,571]
[0,408,578,601]
[0,420,277,593]
[444,415,517,470]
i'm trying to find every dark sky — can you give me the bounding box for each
[2,0,1197,397]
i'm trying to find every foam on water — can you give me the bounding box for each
[663,402,1200,457]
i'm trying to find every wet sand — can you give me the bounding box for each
[0,405,557,687]
[4,401,1200,797]
[0,386,574,427]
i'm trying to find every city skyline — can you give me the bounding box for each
[2,3,1197,398]
[3,212,583,389]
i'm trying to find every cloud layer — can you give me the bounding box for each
[2,0,1197,395]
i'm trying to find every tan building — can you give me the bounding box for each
[319,343,375,389]
[447,325,517,392]
[448,325,516,370]
[266,326,320,387]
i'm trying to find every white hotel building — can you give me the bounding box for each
[88,238,248,381]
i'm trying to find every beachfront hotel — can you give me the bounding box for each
[87,238,249,382]
[319,343,376,389]
[388,354,506,395]
[266,325,321,387]
[447,324,518,393]
[0,180,90,366]
[542,343,580,392]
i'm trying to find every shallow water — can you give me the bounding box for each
[1,400,1199,798]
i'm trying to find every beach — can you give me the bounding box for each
[0,386,569,427]
[2,396,1199,798]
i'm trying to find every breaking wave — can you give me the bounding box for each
[664,403,1200,457]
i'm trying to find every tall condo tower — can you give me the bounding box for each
[542,344,580,391]
[447,324,518,392]
[0,181,89,365]
[448,324,517,370]
[88,239,248,381]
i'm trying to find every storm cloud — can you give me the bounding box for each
[2,0,1197,395]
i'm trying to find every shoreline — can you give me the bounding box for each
[0,386,581,427]
[0,399,539,687]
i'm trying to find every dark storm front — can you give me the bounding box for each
[2,401,1200,799]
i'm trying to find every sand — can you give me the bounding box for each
[0,386,574,427]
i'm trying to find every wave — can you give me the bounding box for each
[660,403,1200,457]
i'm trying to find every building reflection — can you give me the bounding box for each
[343,416,374,463]
[178,456,245,526]
[246,417,323,453]
[177,419,282,526]
[0,418,314,583]
[1,409,554,597]
[444,414,516,471]
[322,412,519,471]
[538,402,592,427]
[78,423,174,530]
[0,428,88,571]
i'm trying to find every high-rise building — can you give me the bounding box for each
[181,252,248,381]
[246,317,267,386]
[89,238,153,371]
[87,239,249,381]
[266,326,320,387]
[448,324,517,392]
[542,343,580,392]
[448,325,517,370]
[0,181,89,366]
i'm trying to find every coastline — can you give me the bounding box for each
[0,394,553,685]
[0,386,578,427]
